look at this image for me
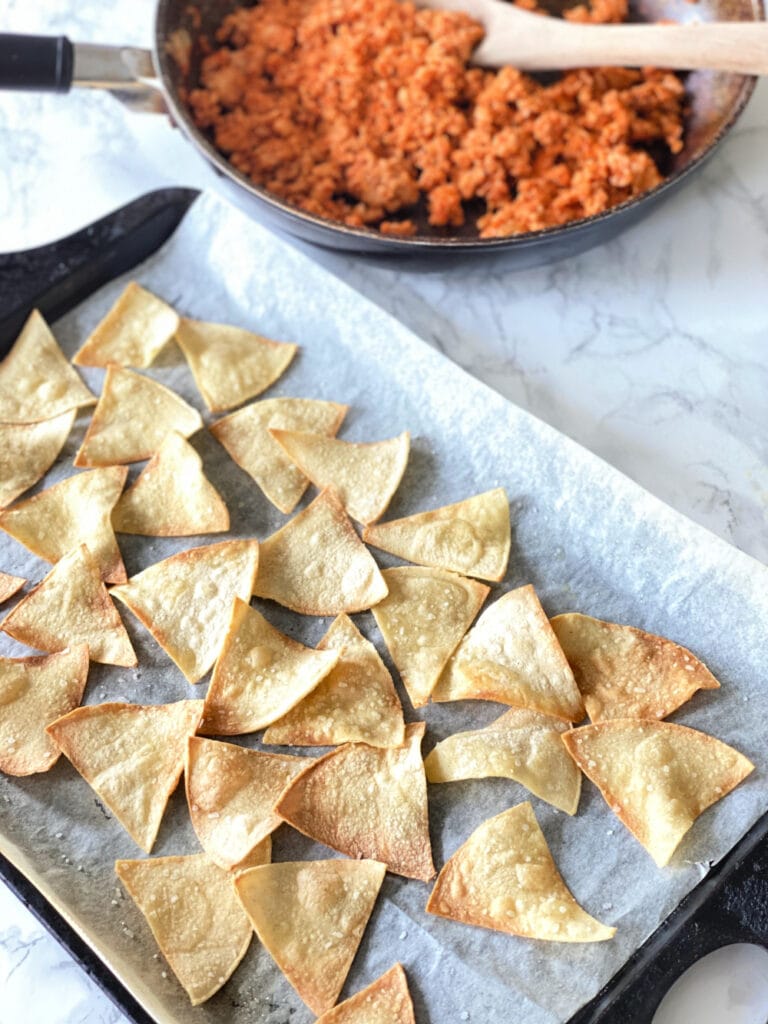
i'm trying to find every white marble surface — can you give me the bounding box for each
[0,1,767,1022]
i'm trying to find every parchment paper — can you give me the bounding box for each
[1,192,767,1024]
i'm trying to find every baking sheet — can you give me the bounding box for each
[1,191,767,1024]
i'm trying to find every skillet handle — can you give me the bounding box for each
[0,34,74,92]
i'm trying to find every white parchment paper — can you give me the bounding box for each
[1,192,767,1024]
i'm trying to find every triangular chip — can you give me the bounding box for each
[263,614,405,748]
[234,859,386,1015]
[371,567,489,708]
[270,429,410,525]
[115,854,252,1004]
[0,410,75,508]
[0,466,128,583]
[550,612,720,722]
[432,585,585,722]
[1,545,136,666]
[562,720,754,866]
[276,722,434,880]
[424,708,581,814]
[185,737,311,869]
[111,540,259,683]
[74,366,203,467]
[111,431,229,536]
[0,310,95,423]
[315,964,416,1024]
[202,598,339,734]
[363,488,510,582]
[0,645,89,776]
[0,572,25,605]
[47,699,204,851]
[73,282,179,368]
[426,802,615,942]
[175,317,297,413]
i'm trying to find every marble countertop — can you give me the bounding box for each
[1,0,767,1021]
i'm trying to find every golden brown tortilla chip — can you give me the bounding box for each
[111,431,229,536]
[115,853,252,1004]
[48,699,204,852]
[263,614,405,748]
[371,566,489,708]
[0,572,25,605]
[202,598,339,734]
[0,411,76,508]
[562,720,754,866]
[427,802,615,942]
[314,964,416,1024]
[276,723,434,881]
[1,545,136,666]
[0,645,89,776]
[234,859,386,1015]
[550,612,720,722]
[111,540,259,683]
[73,282,179,368]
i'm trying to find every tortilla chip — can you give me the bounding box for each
[1,545,136,666]
[47,699,204,852]
[73,283,179,368]
[270,429,410,525]
[0,466,128,584]
[175,317,297,413]
[111,540,259,683]
[314,964,416,1024]
[254,489,388,616]
[371,567,489,708]
[424,708,581,814]
[185,737,310,869]
[0,411,76,508]
[234,859,386,1015]
[363,488,510,582]
[432,585,585,722]
[550,613,720,722]
[0,645,89,776]
[427,802,615,941]
[210,397,348,514]
[562,720,754,866]
[112,431,229,536]
[74,366,203,468]
[202,598,339,734]
[0,572,25,605]
[263,614,405,748]
[0,310,95,423]
[276,722,434,880]
[115,853,252,1004]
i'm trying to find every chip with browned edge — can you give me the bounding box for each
[0,572,25,605]
[73,282,179,368]
[314,964,416,1024]
[0,411,75,509]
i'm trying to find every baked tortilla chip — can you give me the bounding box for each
[1,545,136,666]
[425,708,581,814]
[202,598,338,734]
[263,614,405,748]
[210,397,348,514]
[0,410,75,508]
[254,489,388,616]
[0,645,89,776]
[175,317,297,413]
[427,802,615,942]
[111,540,259,683]
[363,488,510,582]
[115,854,252,1005]
[73,282,179,368]
[111,431,229,536]
[47,699,204,852]
[234,859,386,1015]
[562,720,754,866]
[74,366,203,468]
[0,466,128,584]
[0,572,25,605]
[185,737,310,870]
[371,566,489,708]
[270,428,410,525]
[0,310,95,423]
[432,585,585,722]
[550,612,720,722]
[276,723,434,880]
[315,964,416,1024]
